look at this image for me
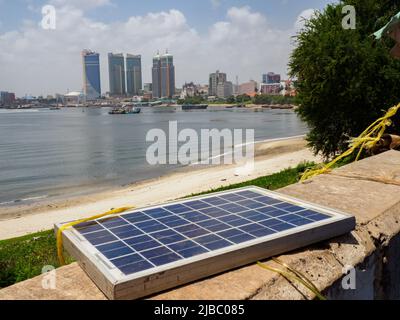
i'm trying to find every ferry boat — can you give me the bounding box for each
[181,104,208,111]
[109,105,141,115]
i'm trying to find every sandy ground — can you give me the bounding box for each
[0,136,320,240]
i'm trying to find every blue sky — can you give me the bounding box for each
[0,0,336,96]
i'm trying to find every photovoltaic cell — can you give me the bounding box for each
[72,187,340,277]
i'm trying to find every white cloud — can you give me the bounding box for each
[294,8,316,32]
[0,5,313,96]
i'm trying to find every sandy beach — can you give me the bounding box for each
[0,136,320,240]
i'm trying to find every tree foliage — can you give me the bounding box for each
[289,0,400,159]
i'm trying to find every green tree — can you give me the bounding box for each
[290,0,400,159]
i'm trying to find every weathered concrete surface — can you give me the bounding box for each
[1,150,400,300]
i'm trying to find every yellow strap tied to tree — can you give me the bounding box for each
[57,206,134,265]
[301,103,400,182]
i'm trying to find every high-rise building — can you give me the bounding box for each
[239,80,258,96]
[152,51,175,98]
[82,50,101,100]
[0,91,15,105]
[126,54,142,96]
[209,71,227,96]
[217,81,233,99]
[108,53,126,96]
[262,72,281,84]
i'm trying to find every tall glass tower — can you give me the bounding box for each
[126,54,142,96]
[108,53,126,96]
[82,50,101,100]
[152,51,175,99]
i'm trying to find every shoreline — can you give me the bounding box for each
[0,136,320,240]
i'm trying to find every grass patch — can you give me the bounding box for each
[0,230,74,289]
[0,161,315,289]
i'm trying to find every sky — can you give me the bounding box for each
[0,0,336,97]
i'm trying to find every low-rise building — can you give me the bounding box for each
[260,83,281,95]
[0,91,16,106]
[239,80,258,96]
[217,81,233,99]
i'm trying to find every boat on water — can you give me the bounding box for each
[49,106,61,110]
[109,105,141,115]
[181,104,208,111]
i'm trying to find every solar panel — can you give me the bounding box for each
[56,186,355,300]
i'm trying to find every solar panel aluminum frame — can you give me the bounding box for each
[55,186,356,300]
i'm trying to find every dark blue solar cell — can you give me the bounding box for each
[184,200,211,210]
[202,197,230,206]
[74,221,104,234]
[101,246,134,260]
[203,239,232,250]
[124,234,152,245]
[308,213,330,221]
[194,234,223,245]
[279,214,304,223]
[98,217,129,229]
[175,224,209,238]
[218,203,247,213]
[135,220,166,233]
[128,239,160,252]
[256,207,287,217]
[197,219,220,228]
[226,218,252,227]
[217,228,244,238]
[270,223,295,232]
[141,246,172,259]
[236,190,261,198]
[273,203,303,213]
[198,206,230,218]
[168,240,198,252]
[258,218,282,228]
[143,208,173,219]
[239,211,269,222]
[111,253,143,268]
[219,193,247,201]
[248,228,275,237]
[203,223,231,232]
[181,211,210,222]
[123,212,151,224]
[290,218,313,226]
[96,241,126,252]
[161,218,189,228]
[236,199,266,209]
[229,233,256,243]
[151,230,185,245]
[150,252,182,266]
[164,204,191,214]
[119,260,153,275]
[110,225,143,239]
[296,210,320,218]
[239,223,264,233]
[84,230,118,245]
[178,246,208,258]
[253,196,282,205]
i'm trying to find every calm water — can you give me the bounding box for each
[0,107,307,205]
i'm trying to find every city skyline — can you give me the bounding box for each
[0,1,334,96]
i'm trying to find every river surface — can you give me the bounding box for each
[0,107,308,205]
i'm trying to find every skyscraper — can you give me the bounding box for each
[108,53,126,96]
[209,71,227,96]
[262,72,281,84]
[152,51,175,99]
[126,54,142,96]
[82,50,101,100]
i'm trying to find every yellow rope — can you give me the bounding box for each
[300,103,400,182]
[257,258,327,300]
[56,206,134,265]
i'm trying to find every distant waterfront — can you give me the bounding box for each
[0,107,307,205]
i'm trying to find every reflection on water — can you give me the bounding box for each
[0,107,307,204]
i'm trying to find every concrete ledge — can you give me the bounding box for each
[1,151,400,300]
